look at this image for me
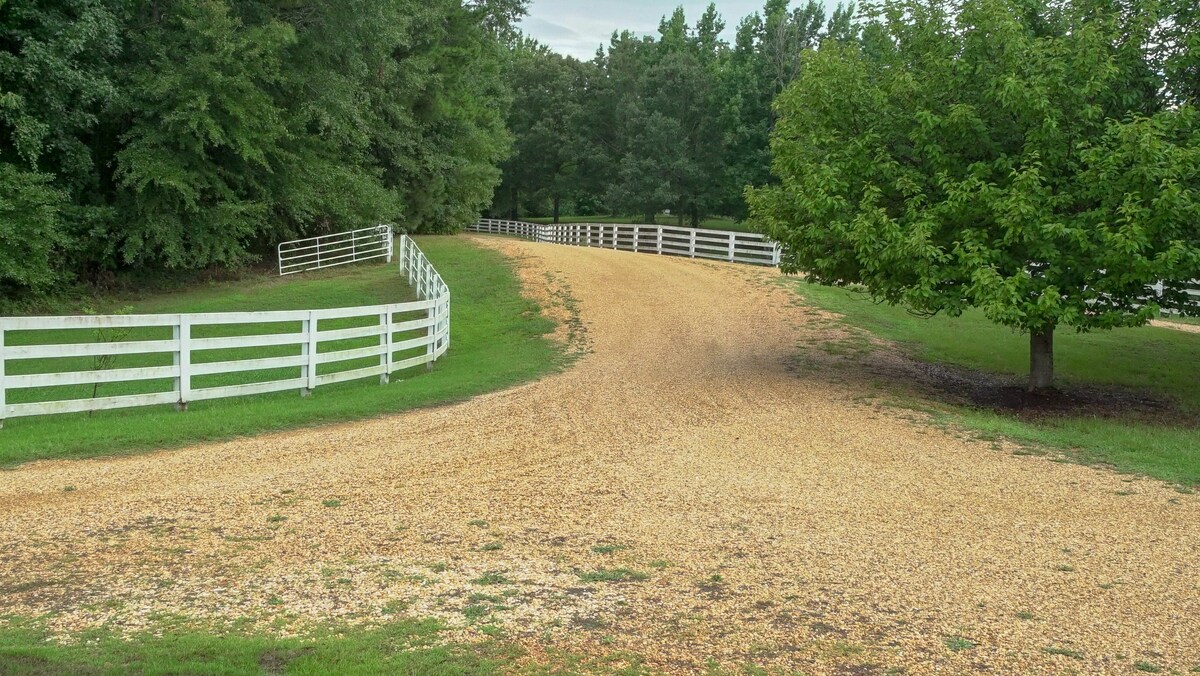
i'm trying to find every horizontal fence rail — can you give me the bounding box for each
[278,225,393,276]
[468,219,782,267]
[1139,280,1200,317]
[0,235,449,428]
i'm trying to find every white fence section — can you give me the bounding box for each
[1144,280,1200,317]
[0,235,448,428]
[468,219,782,267]
[278,225,393,275]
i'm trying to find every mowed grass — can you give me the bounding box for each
[0,236,561,466]
[0,618,516,675]
[523,214,754,233]
[790,281,1200,487]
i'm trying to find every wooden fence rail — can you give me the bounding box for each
[0,234,448,428]
[467,219,782,267]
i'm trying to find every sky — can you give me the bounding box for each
[521,0,769,59]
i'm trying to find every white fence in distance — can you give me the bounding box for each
[468,219,782,267]
[278,225,393,276]
[0,235,449,428]
[1142,280,1200,317]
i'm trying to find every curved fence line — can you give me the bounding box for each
[467,219,781,267]
[0,234,449,428]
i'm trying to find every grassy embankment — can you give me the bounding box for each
[791,282,1200,487]
[0,237,562,466]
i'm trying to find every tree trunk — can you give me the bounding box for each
[553,194,561,224]
[690,206,700,228]
[510,186,519,220]
[644,211,656,224]
[1029,327,1055,392]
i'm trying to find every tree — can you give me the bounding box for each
[0,0,121,293]
[748,0,1200,392]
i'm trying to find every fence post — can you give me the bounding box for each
[303,311,318,396]
[633,225,640,253]
[426,303,437,370]
[380,309,392,385]
[175,315,191,411]
[773,243,782,267]
[656,226,663,254]
[689,230,697,258]
[0,326,6,430]
[728,232,736,262]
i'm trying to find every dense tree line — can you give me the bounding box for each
[0,0,524,302]
[491,1,856,226]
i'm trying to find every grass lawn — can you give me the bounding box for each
[789,281,1200,487]
[0,616,648,675]
[522,214,755,233]
[0,236,562,466]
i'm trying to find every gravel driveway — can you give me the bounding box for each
[0,235,1196,674]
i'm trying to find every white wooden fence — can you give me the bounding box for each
[0,235,448,428]
[278,225,393,275]
[468,219,782,267]
[1143,280,1200,317]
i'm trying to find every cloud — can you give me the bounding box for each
[520,0,780,59]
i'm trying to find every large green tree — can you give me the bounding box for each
[0,0,520,303]
[749,0,1200,391]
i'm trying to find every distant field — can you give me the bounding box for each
[522,214,755,233]
[0,237,562,466]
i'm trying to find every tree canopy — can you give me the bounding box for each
[748,0,1200,390]
[0,0,522,304]
[491,1,856,225]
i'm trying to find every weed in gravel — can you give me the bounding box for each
[322,499,342,508]
[1098,582,1117,589]
[708,574,724,583]
[472,572,512,586]
[828,641,865,657]
[429,563,448,573]
[462,605,490,623]
[479,541,503,552]
[1015,611,1035,620]
[591,544,628,555]
[648,560,671,569]
[267,515,287,523]
[62,486,76,492]
[1044,646,1084,659]
[467,519,488,528]
[1134,662,1162,673]
[944,636,976,652]
[578,568,648,583]
[381,600,409,615]
[1055,564,1076,572]
[479,624,505,638]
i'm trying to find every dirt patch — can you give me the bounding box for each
[888,357,1196,425]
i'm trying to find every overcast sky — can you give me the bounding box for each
[522,0,770,59]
